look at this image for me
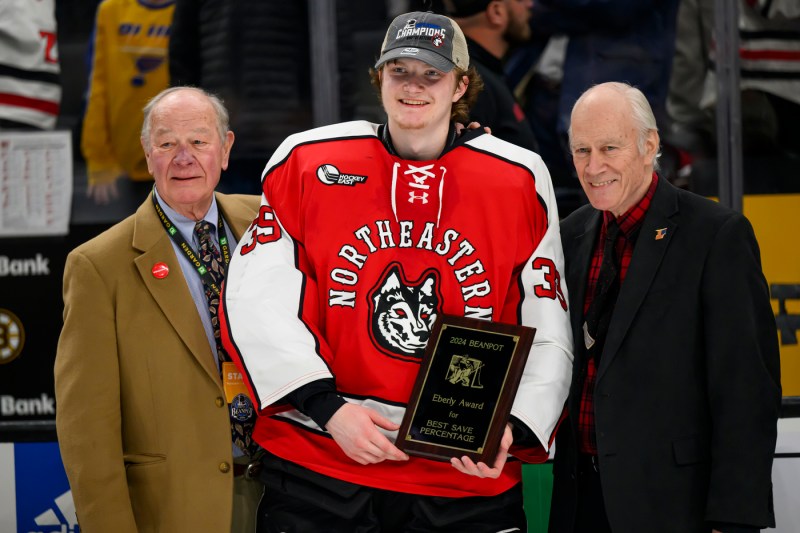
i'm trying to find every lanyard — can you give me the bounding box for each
[152,193,231,297]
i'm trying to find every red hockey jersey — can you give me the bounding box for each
[221,121,573,498]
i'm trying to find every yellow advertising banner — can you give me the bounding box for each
[744,194,800,397]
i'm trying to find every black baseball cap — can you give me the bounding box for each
[375,11,469,73]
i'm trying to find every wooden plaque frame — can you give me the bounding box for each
[396,314,535,464]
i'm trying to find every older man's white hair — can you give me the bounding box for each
[140,86,230,145]
[568,81,662,170]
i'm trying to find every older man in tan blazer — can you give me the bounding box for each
[55,87,262,532]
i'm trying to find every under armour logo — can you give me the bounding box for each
[402,163,444,205]
[408,191,429,204]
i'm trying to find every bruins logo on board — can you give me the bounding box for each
[0,308,25,364]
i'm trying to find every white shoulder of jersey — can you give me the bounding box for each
[464,134,558,219]
[464,134,547,174]
[263,121,380,177]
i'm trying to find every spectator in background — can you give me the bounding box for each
[81,0,174,205]
[666,0,800,194]
[662,0,715,192]
[56,87,262,532]
[169,0,315,195]
[733,0,800,158]
[0,0,60,130]
[511,0,681,191]
[550,81,780,533]
[702,0,800,158]
[443,0,539,151]
[665,0,714,157]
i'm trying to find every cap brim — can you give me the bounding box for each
[374,47,455,72]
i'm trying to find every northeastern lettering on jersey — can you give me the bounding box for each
[329,218,495,342]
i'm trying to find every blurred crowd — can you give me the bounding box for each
[4,0,799,222]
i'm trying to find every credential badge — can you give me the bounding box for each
[230,393,255,422]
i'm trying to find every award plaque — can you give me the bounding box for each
[396,314,536,464]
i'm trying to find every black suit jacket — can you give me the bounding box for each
[549,179,781,533]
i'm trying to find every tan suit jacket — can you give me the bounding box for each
[55,192,260,532]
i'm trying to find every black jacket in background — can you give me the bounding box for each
[169,0,314,159]
[466,38,539,153]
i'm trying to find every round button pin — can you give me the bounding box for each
[152,262,169,279]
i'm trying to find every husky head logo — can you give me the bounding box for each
[369,264,440,361]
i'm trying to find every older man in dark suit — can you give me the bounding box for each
[549,81,781,533]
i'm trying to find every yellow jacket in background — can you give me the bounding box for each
[81,0,174,185]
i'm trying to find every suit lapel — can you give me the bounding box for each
[563,208,601,401]
[217,193,256,240]
[566,210,601,345]
[597,180,680,380]
[132,195,222,385]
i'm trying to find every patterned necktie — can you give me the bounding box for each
[194,221,226,353]
[194,220,259,457]
[583,219,621,364]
